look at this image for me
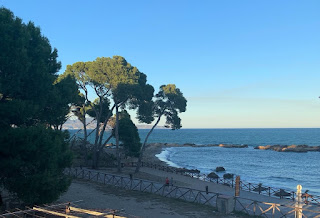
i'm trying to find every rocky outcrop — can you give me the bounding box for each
[183,143,196,146]
[218,144,248,148]
[163,143,181,147]
[254,145,320,152]
[148,142,320,152]
[216,166,226,172]
[147,143,248,148]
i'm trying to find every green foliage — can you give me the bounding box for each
[44,75,80,128]
[136,100,154,124]
[116,111,141,157]
[86,97,112,123]
[0,7,79,129]
[155,84,187,129]
[0,8,60,104]
[135,84,187,172]
[0,126,72,204]
[64,62,90,88]
[89,56,140,91]
[63,56,154,169]
[0,8,75,204]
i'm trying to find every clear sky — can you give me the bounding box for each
[2,0,320,128]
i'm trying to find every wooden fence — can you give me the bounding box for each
[140,161,320,205]
[67,168,320,218]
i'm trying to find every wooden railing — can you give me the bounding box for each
[66,168,320,218]
[139,161,320,205]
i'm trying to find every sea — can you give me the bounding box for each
[69,128,320,195]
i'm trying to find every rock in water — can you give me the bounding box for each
[216,166,226,172]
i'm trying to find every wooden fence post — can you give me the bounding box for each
[295,185,302,218]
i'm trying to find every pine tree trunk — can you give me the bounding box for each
[92,97,103,169]
[115,104,121,172]
[135,114,162,173]
[97,105,114,151]
[82,112,88,166]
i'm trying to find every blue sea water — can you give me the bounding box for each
[69,128,320,194]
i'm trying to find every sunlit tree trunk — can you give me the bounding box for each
[135,114,162,173]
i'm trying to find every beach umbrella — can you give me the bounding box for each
[223,173,234,180]
[274,189,291,198]
[253,183,267,193]
[207,172,219,179]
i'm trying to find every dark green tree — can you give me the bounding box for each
[115,111,141,157]
[45,75,80,129]
[135,84,187,173]
[0,127,72,204]
[0,8,75,204]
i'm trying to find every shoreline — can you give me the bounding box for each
[142,143,320,198]
[142,143,169,166]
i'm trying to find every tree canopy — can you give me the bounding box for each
[0,7,76,205]
[64,56,154,170]
[155,84,187,129]
[135,84,187,172]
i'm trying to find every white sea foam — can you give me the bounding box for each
[155,148,180,168]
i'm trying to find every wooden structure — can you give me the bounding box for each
[65,168,320,218]
[1,202,129,218]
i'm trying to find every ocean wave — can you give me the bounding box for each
[268,176,297,182]
[155,149,180,168]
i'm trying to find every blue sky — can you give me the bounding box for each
[2,0,320,128]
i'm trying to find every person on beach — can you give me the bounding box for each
[165,177,169,186]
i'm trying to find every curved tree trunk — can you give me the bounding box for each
[97,104,115,148]
[92,97,103,169]
[94,105,115,168]
[135,114,162,173]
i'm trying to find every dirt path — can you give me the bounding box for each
[57,179,238,218]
